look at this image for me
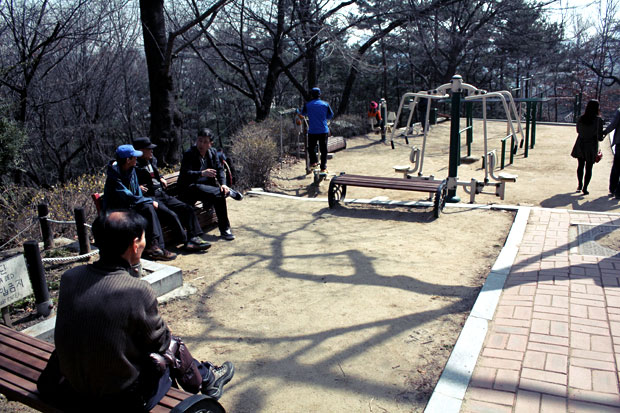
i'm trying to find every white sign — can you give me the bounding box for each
[0,255,34,308]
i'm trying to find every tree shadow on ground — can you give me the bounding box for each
[182,212,482,410]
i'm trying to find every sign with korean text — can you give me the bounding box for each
[0,255,33,308]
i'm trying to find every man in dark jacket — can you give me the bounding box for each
[178,129,242,241]
[103,144,176,260]
[38,210,234,411]
[134,137,211,252]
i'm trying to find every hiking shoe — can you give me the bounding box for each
[320,169,328,174]
[201,361,235,400]
[185,237,211,251]
[228,189,243,201]
[190,236,211,247]
[145,247,177,261]
[221,229,235,241]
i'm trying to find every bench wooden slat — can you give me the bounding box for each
[0,335,52,363]
[0,346,47,379]
[0,375,62,413]
[0,327,55,353]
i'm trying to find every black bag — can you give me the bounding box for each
[571,136,582,159]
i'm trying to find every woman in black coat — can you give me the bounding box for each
[571,99,604,195]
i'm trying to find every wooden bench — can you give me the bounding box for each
[92,171,218,246]
[328,173,447,218]
[0,324,224,412]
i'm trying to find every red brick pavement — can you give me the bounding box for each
[461,209,620,413]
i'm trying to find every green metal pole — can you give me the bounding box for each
[531,101,537,149]
[448,90,462,203]
[524,102,530,158]
[466,102,473,157]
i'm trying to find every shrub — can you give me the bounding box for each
[0,172,105,251]
[329,114,368,138]
[230,121,279,190]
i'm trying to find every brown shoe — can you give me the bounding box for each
[144,246,177,261]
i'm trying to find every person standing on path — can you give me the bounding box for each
[605,106,620,198]
[302,87,334,173]
[571,99,604,195]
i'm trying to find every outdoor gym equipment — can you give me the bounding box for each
[390,75,524,203]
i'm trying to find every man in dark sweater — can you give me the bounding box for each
[39,210,234,411]
[134,136,211,252]
[178,129,243,241]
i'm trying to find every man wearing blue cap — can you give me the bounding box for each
[103,144,176,261]
[302,87,334,173]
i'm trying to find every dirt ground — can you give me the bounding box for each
[4,119,620,412]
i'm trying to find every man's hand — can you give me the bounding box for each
[220,185,231,196]
[160,178,168,189]
[140,185,148,192]
[153,201,159,209]
[201,169,217,178]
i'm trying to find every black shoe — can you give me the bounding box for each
[229,189,243,201]
[185,238,211,252]
[221,229,235,241]
[201,361,235,400]
[577,184,582,191]
[582,189,589,195]
[190,236,211,249]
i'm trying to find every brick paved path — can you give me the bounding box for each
[461,209,620,412]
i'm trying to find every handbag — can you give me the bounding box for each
[595,150,603,163]
[150,336,202,393]
[571,136,582,159]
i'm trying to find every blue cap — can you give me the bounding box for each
[311,87,321,95]
[116,144,142,159]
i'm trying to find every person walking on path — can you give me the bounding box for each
[302,87,334,173]
[570,99,604,195]
[605,106,620,197]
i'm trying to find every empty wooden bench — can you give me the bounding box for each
[0,324,224,412]
[328,173,447,218]
[92,171,218,246]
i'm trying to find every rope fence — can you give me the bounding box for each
[41,249,99,264]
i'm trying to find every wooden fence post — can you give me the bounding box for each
[23,241,53,317]
[37,203,54,250]
[74,208,90,255]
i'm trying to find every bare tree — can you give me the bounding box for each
[138,0,230,164]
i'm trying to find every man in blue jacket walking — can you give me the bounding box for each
[302,87,334,173]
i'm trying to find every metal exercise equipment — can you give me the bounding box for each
[390,75,523,203]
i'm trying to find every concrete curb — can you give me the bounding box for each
[424,207,530,413]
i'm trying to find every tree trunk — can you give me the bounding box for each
[139,0,180,165]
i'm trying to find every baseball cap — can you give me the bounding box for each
[133,137,157,150]
[116,144,142,159]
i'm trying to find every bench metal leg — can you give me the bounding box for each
[328,181,347,208]
[170,394,226,413]
[433,181,448,218]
